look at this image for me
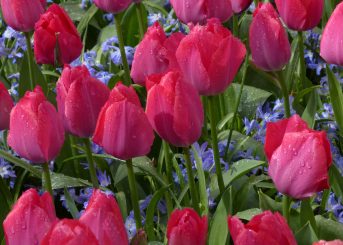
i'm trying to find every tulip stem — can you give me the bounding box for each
[42,163,53,198]
[114,15,131,85]
[135,3,146,40]
[126,159,143,228]
[183,147,200,214]
[298,31,306,89]
[276,71,291,118]
[208,96,225,195]
[282,195,291,223]
[320,189,330,213]
[163,141,174,216]
[83,138,99,189]
[232,14,238,37]
[24,32,35,90]
[301,199,318,234]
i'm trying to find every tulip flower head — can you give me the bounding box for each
[0,81,14,131]
[93,0,132,14]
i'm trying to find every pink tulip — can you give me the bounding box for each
[8,86,65,163]
[56,65,110,138]
[80,189,128,245]
[170,0,232,24]
[41,219,99,245]
[94,0,132,14]
[313,240,343,245]
[275,0,324,31]
[230,0,253,13]
[320,2,343,66]
[228,211,297,245]
[130,22,185,86]
[249,3,291,71]
[265,114,332,199]
[3,189,57,245]
[0,82,13,131]
[146,71,204,147]
[93,82,154,160]
[176,18,246,95]
[0,0,46,32]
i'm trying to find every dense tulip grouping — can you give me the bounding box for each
[0,0,343,244]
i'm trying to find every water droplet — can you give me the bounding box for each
[300,162,305,167]
[299,170,303,175]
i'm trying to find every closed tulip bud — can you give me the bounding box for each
[146,71,203,147]
[170,0,232,24]
[176,18,246,95]
[131,22,185,86]
[56,65,110,138]
[94,0,132,13]
[34,4,83,65]
[166,208,208,245]
[93,83,154,160]
[275,0,324,31]
[249,3,291,71]
[228,211,297,245]
[41,219,99,245]
[0,82,13,131]
[265,114,332,199]
[230,0,253,13]
[3,189,57,245]
[80,189,129,245]
[314,240,343,245]
[0,0,46,32]
[8,86,65,163]
[320,2,343,66]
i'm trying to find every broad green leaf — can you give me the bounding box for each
[235,208,263,221]
[77,5,98,36]
[60,2,85,21]
[329,164,343,200]
[295,222,318,245]
[315,215,343,240]
[258,190,282,212]
[302,91,319,128]
[115,192,128,220]
[50,173,92,190]
[63,187,80,219]
[285,36,300,92]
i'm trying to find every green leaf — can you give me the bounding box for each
[258,190,282,212]
[115,192,127,220]
[50,173,92,190]
[285,36,300,92]
[326,65,343,134]
[142,0,168,15]
[77,5,98,36]
[329,164,343,200]
[63,188,80,219]
[295,222,318,245]
[235,208,263,221]
[60,2,86,21]
[315,215,343,240]
[302,91,319,128]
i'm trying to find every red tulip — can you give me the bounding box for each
[3,189,57,245]
[130,22,185,86]
[80,189,128,245]
[34,4,83,65]
[170,0,232,24]
[41,219,99,245]
[146,71,203,147]
[0,82,13,131]
[8,86,65,163]
[228,211,297,245]
[93,0,132,13]
[0,0,46,32]
[265,114,332,199]
[313,240,343,245]
[249,3,291,71]
[56,65,110,138]
[167,208,208,245]
[320,2,343,66]
[275,0,324,31]
[176,18,246,95]
[93,82,154,160]
[230,0,253,13]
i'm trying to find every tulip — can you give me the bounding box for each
[265,114,332,199]
[130,22,185,86]
[41,219,99,245]
[176,18,246,96]
[166,208,208,245]
[249,3,291,71]
[146,71,204,147]
[8,86,65,163]
[56,65,110,138]
[313,240,343,245]
[3,189,57,245]
[0,0,46,32]
[34,4,83,65]
[320,2,343,66]
[228,211,297,245]
[93,82,154,160]
[93,0,132,14]
[170,0,232,24]
[275,0,324,31]
[230,0,253,13]
[80,189,129,245]
[0,82,13,131]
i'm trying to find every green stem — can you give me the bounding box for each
[254,0,259,6]
[232,14,238,37]
[276,71,291,118]
[301,199,318,234]
[126,159,143,228]
[298,31,306,89]
[320,189,330,213]
[114,15,131,85]
[208,96,225,195]
[42,163,53,197]
[163,141,174,216]
[24,32,35,90]
[282,195,291,223]
[82,138,99,189]
[69,135,80,177]
[183,147,200,213]
[135,3,145,40]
